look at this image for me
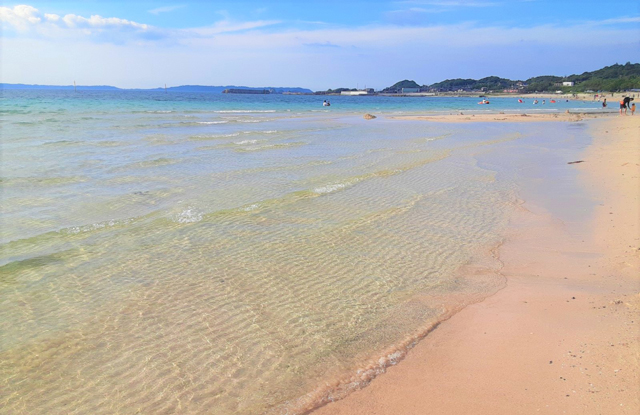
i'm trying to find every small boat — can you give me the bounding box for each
[478,100,490,104]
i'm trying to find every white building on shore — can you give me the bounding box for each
[340,88,375,96]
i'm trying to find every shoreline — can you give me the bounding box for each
[311,114,639,414]
[391,111,618,123]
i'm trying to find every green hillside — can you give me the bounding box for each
[428,76,518,92]
[382,62,640,93]
[382,79,421,93]
[525,63,640,91]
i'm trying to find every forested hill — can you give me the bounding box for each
[381,80,421,93]
[428,76,518,92]
[383,62,640,93]
[526,63,640,92]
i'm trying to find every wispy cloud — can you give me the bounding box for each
[188,20,281,36]
[303,41,341,48]
[0,4,279,43]
[148,5,186,15]
[596,16,640,25]
[1,5,151,34]
[389,0,499,21]
[398,0,499,7]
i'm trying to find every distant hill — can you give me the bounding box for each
[0,83,120,91]
[150,85,313,94]
[382,79,421,93]
[0,83,313,94]
[382,62,640,93]
[526,63,640,92]
[428,76,519,92]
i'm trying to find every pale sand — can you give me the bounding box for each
[312,115,639,414]
[392,112,617,123]
[487,92,637,101]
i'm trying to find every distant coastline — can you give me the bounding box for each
[0,83,313,94]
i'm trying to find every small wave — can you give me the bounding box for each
[146,110,173,113]
[172,207,203,223]
[313,182,350,194]
[238,204,260,212]
[234,139,260,145]
[190,133,240,140]
[66,218,134,235]
[234,141,306,152]
[196,121,229,125]
[312,176,365,194]
[214,110,276,113]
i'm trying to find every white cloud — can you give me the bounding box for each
[0,4,279,43]
[148,5,185,15]
[61,14,149,30]
[0,5,41,30]
[1,4,151,39]
[44,13,60,22]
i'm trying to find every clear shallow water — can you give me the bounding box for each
[1,91,593,414]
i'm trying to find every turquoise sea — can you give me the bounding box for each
[1,90,599,414]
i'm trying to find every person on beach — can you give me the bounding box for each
[620,97,633,115]
[632,102,636,115]
[602,98,607,108]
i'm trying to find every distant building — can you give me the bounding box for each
[341,90,373,96]
[401,87,420,93]
[562,81,574,87]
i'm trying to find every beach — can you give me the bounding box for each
[392,111,612,123]
[312,114,640,414]
[1,90,637,415]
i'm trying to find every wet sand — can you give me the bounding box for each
[312,115,639,414]
[392,111,616,123]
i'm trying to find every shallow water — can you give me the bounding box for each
[0,91,593,414]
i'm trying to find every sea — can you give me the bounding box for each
[0,90,606,414]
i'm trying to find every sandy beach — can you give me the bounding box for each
[312,114,640,414]
[392,111,616,123]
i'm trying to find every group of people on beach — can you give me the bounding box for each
[519,99,567,105]
[619,96,635,115]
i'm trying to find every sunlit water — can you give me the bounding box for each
[1,91,594,414]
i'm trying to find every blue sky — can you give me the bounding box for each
[1,1,638,89]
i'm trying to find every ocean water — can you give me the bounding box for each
[1,90,594,414]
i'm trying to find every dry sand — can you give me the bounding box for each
[312,115,639,415]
